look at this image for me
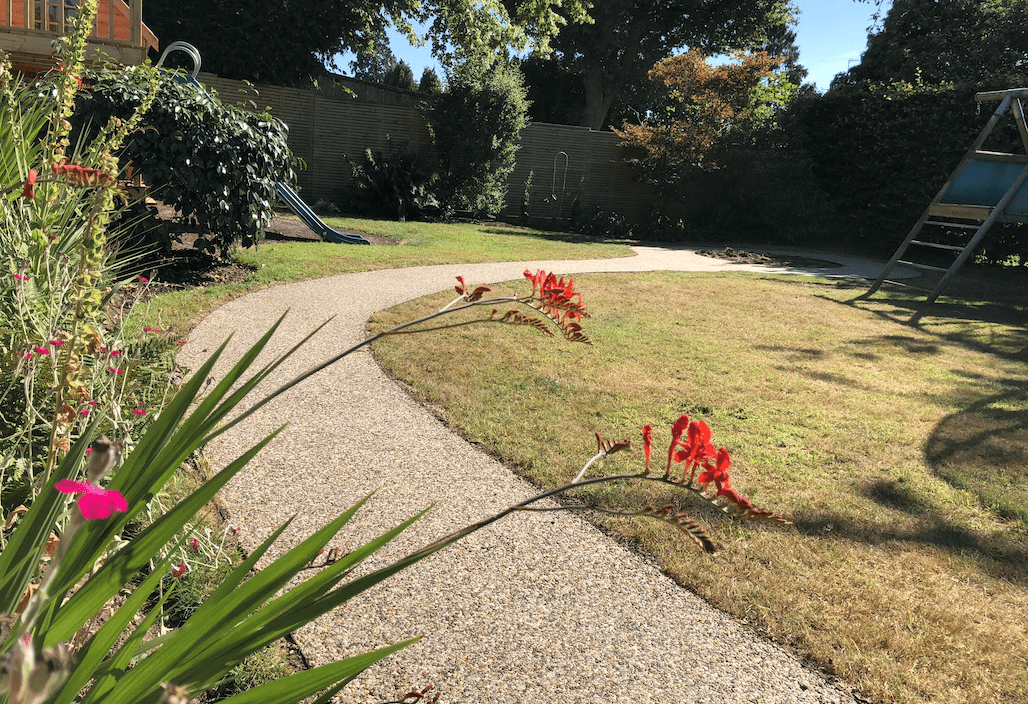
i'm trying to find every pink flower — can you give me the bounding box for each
[80,409,90,416]
[21,169,37,199]
[85,447,93,454]
[191,538,199,551]
[131,408,146,416]
[172,564,189,578]
[108,367,123,375]
[33,346,50,355]
[22,351,32,359]
[49,340,65,346]
[55,479,128,520]
[176,340,187,344]
[137,275,149,283]
[143,326,161,333]
[13,274,27,281]
[109,350,122,356]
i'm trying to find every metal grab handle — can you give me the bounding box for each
[156,40,202,78]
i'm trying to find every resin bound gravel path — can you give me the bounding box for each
[179,246,900,704]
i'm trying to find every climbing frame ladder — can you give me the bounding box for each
[864,88,1028,303]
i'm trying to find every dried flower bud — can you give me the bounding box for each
[86,436,123,483]
[21,643,75,704]
[159,683,192,704]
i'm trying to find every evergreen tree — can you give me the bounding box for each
[418,67,444,93]
[382,60,417,90]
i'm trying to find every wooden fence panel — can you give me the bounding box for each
[195,73,659,220]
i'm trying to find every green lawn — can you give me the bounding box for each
[139,217,631,333]
[369,271,1028,704]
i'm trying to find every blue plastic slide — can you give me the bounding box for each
[157,42,369,245]
[275,182,370,245]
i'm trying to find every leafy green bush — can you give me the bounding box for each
[680,141,833,243]
[790,80,1027,262]
[429,59,529,217]
[342,139,438,221]
[75,67,297,257]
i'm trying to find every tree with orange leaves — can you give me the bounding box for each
[613,50,781,213]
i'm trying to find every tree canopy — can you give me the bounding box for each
[511,0,793,129]
[144,0,590,86]
[348,29,397,82]
[836,0,1028,89]
[613,50,781,209]
[382,60,417,90]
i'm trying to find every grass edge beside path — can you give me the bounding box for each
[137,217,633,334]
[369,271,1028,704]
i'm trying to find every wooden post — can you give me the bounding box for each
[129,0,140,47]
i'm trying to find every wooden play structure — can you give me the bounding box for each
[0,0,157,73]
[865,88,1028,303]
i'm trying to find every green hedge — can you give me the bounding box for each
[790,81,1027,263]
[75,67,297,257]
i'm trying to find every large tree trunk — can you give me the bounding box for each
[580,68,616,130]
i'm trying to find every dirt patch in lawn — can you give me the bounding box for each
[697,246,844,269]
[135,202,392,293]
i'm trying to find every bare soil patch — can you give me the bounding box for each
[137,203,391,293]
[697,246,844,269]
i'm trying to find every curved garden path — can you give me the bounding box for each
[179,246,900,704]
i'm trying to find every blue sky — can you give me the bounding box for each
[334,0,892,93]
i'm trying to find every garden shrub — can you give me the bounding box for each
[342,139,438,221]
[75,66,297,257]
[680,141,834,244]
[429,59,529,218]
[789,80,1028,263]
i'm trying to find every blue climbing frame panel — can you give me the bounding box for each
[864,87,1028,303]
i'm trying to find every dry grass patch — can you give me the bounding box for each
[369,270,1028,704]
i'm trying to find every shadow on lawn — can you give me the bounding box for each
[792,505,1028,585]
[793,379,1028,585]
[479,226,629,246]
[926,382,1028,524]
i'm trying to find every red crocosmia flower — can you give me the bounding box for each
[674,420,716,483]
[51,161,116,188]
[642,425,653,473]
[21,169,37,199]
[55,479,128,520]
[665,414,690,474]
[454,276,465,295]
[697,447,731,491]
[718,487,753,511]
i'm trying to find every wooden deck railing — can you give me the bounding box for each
[2,0,147,48]
[1,0,154,69]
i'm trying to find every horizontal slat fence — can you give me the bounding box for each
[197,73,660,221]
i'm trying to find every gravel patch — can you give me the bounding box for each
[179,246,890,703]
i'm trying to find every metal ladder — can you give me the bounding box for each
[863,89,1028,303]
